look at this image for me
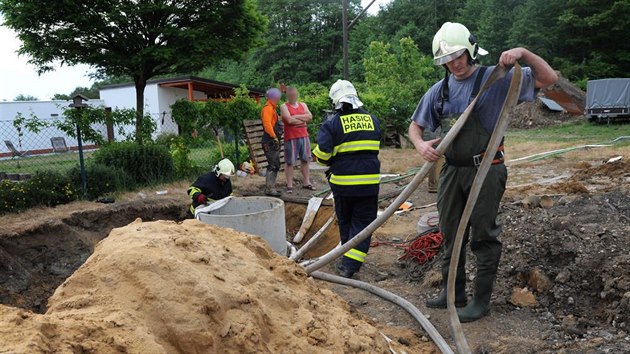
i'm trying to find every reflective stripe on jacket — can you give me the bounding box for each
[313,108,381,196]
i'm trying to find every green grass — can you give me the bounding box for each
[0,151,93,174]
[507,121,630,144]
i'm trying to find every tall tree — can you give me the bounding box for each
[362,37,438,133]
[554,0,630,80]
[13,94,38,101]
[1,0,266,143]
[200,0,363,86]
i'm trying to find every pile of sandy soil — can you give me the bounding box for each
[509,72,587,129]
[0,219,397,353]
[510,100,580,129]
[508,158,630,196]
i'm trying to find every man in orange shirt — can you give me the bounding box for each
[261,88,283,197]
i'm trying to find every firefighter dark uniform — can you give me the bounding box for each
[187,172,232,214]
[313,107,381,277]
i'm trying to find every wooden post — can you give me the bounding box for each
[105,107,114,142]
[342,0,349,80]
[187,82,194,101]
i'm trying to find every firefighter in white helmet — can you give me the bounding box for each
[313,79,381,278]
[187,158,234,214]
[408,22,558,322]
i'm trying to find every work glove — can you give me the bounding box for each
[196,193,208,205]
[272,138,280,150]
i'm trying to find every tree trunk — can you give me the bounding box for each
[134,78,147,145]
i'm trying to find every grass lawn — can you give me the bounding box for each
[0,151,93,174]
[507,120,630,144]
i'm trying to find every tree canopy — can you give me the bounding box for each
[1,0,266,143]
[13,94,38,101]
[199,0,629,87]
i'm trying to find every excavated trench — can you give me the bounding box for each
[0,198,339,313]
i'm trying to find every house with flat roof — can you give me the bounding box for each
[0,77,264,157]
[99,76,265,135]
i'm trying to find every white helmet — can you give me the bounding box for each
[214,158,235,178]
[432,22,488,65]
[329,79,358,106]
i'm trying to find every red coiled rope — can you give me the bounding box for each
[371,228,443,265]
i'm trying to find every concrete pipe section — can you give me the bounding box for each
[196,197,287,255]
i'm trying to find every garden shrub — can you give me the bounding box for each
[69,163,134,200]
[208,143,250,168]
[0,170,77,214]
[154,132,179,147]
[169,137,202,178]
[0,179,28,214]
[26,170,77,207]
[92,142,175,185]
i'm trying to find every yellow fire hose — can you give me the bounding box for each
[305,63,523,353]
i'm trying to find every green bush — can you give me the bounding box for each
[170,137,202,178]
[154,132,179,147]
[26,170,77,207]
[69,163,134,200]
[92,142,175,185]
[0,170,77,214]
[208,143,250,167]
[0,179,28,214]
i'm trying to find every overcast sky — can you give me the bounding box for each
[0,0,391,102]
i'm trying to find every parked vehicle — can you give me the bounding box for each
[586,78,630,123]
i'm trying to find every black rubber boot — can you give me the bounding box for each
[335,261,355,279]
[457,267,496,322]
[264,171,281,197]
[426,264,467,308]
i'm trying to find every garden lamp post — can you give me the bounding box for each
[69,94,89,197]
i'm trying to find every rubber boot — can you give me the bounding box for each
[457,268,496,322]
[426,264,467,309]
[265,171,281,197]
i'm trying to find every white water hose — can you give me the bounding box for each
[305,64,521,354]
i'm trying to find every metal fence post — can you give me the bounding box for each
[69,94,89,197]
[76,123,87,196]
[234,128,239,164]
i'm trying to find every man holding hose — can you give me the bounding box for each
[409,22,557,322]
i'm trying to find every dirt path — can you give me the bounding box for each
[0,140,628,353]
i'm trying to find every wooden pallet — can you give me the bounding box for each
[243,119,285,172]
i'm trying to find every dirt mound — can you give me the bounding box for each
[0,197,189,313]
[0,219,399,353]
[497,190,630,336]
[510,100,579,129]
[508,159,629,196]
[509,72,586,129]
[572,158,630,179]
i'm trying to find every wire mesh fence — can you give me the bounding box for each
[0,117,96,181]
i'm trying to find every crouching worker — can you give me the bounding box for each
[313,80,381,278]
[187,158,235,214]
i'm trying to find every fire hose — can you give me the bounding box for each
[305,63,523,354]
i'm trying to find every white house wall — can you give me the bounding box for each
[0,100,106,153]
[100,84,207,137]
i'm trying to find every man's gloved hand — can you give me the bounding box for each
[196,193,208,205]
[272,138,280,150]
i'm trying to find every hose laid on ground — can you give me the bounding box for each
[305,64,519,354]
[289,214,335,261]
[311,271,455,354]
[506,136,628,165]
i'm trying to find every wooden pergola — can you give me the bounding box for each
[157,76,264,102]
